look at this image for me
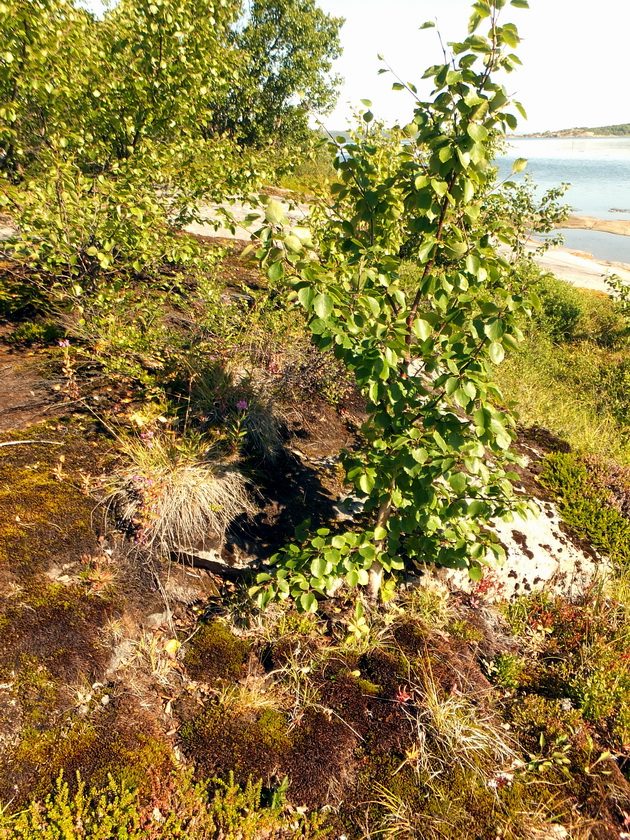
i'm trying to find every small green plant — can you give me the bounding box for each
[539,452,630,566]
[490,652,526,690]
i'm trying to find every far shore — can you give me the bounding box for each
[562,214,630,237]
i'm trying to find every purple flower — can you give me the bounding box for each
[236,399,248,412]
[58,339,70,348]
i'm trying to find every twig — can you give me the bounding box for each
[0,439,64,448]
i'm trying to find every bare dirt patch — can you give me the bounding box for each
[0,341,63,432]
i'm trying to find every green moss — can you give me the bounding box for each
[539,452,630,566]
[354,677,381,697]
[447,618,484,643]
[180,705,291,787]
[0,428,105,577]
[0,697,172,806]
[183,620,249,683]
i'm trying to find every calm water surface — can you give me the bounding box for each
[498,137,630,262]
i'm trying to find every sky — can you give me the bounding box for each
[316,0,630,133]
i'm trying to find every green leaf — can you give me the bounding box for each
[445,377,459,396]
[489,341,505,364]
[514,102,528,121]
[265,199,286,226]
[267,261,284,283]
[358,472,375,494]
[484,318,504,340]
[284,234,303,253]
[432,179,449,198]
[419,20,435,29]
[463,179,475,203]
[357,569,370,586]
[449,472,467,494]
[412,318,432,340]
[313,293,333,319]
[346,569,359,587]
[467,123,488,143]
[374,525,387,541]
[512,157,528,173]
[468,564,483,582]
[310,557,328,578]
[300,592,318,613]
[297,286,314,309]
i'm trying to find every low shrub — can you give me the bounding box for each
[0,770,329,839]
[5,321,64,346]
[532,273,584,342]
[539,451,630,567]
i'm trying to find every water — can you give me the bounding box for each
[555,228,630,264]
[498,137,630,263]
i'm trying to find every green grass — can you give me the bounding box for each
[497,335,630,462]
[496,275,630,462]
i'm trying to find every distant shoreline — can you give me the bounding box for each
[531,241,630,293]
[516,133,630,140]
[561,215,630,237]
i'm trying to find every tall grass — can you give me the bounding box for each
[496,275,629,463]
[498,336,630,463]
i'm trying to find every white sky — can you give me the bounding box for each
[317,0,630,133]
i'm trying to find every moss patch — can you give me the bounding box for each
[180,705,290,787]
[0,695,172,806]
[0,426,107,580]
[183,620,250,683]
[0,582,117,684]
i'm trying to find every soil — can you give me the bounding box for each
[0,335,64,431]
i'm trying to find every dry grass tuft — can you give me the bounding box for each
[104,434,256,555]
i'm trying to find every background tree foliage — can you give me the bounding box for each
[0,0,341,283]
[207,0,343,146]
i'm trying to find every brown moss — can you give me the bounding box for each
[392,619,427,653]
[183,620,249,683]
[286,708,358,809]
[0,694,172,806]
[0,582,117,683]
[0,426,107,580]
[422,635,492,697]
[180,705,290,787]
[315,662,381,742]
[359,648,408,698]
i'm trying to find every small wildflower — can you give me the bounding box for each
[395,686,412,704]
[488,770,513,790]
[58,338,70,348]
[236,399,248,411]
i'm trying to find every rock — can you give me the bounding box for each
[429,497,607,602]
[161,562,222,605]
[172,547,257,580]
[145,611,170,629]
